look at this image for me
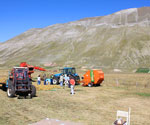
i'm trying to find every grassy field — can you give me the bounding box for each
[0,70,150,125]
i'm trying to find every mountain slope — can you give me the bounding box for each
[0,7,150,70]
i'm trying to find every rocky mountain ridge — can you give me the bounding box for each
[0,7,150,70]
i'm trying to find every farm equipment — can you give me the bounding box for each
[49,67,80,85]
[82,69,104,87]
[0,62,45,89]
[20,62,46,79]
[6,67,36,98]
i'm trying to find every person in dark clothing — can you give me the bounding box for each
[43,74,47,85]
[50,73,54,84]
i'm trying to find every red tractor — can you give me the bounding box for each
[7,67,36,98]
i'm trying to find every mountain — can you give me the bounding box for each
[0,7,150,70]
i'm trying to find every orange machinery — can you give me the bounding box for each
[20,62,46,78]
[82,69,104,87]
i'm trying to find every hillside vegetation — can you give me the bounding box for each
[0,7,150,70]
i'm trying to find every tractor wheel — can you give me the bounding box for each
[75,76,80,85]
[88,83,93,87]
[31,85,36,97]
[7,81,15,98]
[53,77,59,85]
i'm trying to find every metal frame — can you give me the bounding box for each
[12,67,31,92]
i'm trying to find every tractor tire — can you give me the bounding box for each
[75,76,80,85]
[53,77,59,85]
[7,81,15,98]
[31,85,36,97]
[88,83,93,87]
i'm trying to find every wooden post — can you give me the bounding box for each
[116,79,119,87]
[136,82,138,88]
[128,107,131,125]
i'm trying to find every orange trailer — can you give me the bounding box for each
[82,69,104,87]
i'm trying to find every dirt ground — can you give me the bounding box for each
[0,70,150,125]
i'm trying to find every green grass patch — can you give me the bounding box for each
[136,68,150,73]
[136,92,150,97]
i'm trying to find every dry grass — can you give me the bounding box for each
[33,83,61,91]
[0,69,9,84]
[0,70,150,125]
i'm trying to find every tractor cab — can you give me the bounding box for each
[60,67,76,75]
[13,67,29,82]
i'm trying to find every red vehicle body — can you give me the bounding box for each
[7,67,36,98]
[20,62,46,78]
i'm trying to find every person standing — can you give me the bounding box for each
[64,74,70,88]
[59,74,64,87]
[70,78,75,95]
[50,73,54,84]
[37,75,41,85]
[68,75,72,88]
[43,74,47,85]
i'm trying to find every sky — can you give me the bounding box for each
[0,0,150,42]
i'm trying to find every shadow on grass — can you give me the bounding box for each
[0,85,7,91]
[86,84,102,87]
[17,95,38,99]
[75,89,83,91]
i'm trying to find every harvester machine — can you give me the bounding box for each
[20,62,46,79]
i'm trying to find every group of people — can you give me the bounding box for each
[37,74,76,95]
[37,73,54,85]
[59,74,75,95]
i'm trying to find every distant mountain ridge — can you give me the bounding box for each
[0,7,150,70]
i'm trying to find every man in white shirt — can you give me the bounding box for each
[37,75,41,85]
[64,74,70,87]
[59,74,64,87]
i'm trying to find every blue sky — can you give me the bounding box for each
[0,0,150,42]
